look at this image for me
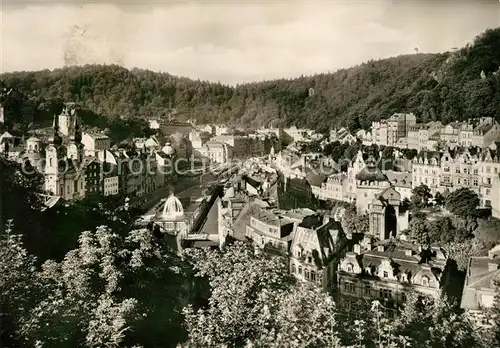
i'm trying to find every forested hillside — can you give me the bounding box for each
[1,28,500,132]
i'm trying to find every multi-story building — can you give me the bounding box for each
[477,149,500,207]
[412,151,442,195]
[82,132,111,157]
[407,125,421,150]
[371,113,416,147]
[103,172,119,196]
[245,204,294,256]
[459,123,474,148]
[212,135,248,158]
[84,157,103,199]
[337,238,451,316]
[320,173,347,201]
[418,122,443,151]
[289,214,348,292]
[440,122,461,149]
[387,113,416,146]
[200,141,232,164]
[492,174,500,219]
[411,148,500,207]
[384,171,412,201]
[472,121,500,148]
[371,121,388,147]
[461,244,500,325]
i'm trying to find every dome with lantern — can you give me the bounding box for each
[162,142,175,156]
[161,193,184,220]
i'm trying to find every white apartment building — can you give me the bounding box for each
[103,176,119,196]
[411,149,500,207]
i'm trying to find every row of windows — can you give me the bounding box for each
[291,264,317,282]
[343,282,408,302]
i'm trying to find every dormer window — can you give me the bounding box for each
[401,273,407,282]
[422,276,429,286]
[383,271,388,278]
[308,256,312,263]
[346,263,353,272]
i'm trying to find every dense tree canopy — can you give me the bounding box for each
[445,188,480,217]
[2,28,500,131]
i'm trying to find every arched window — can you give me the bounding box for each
[291,264,296,274]
[298,266,302,275]
[422,276,429,286]
[346,263,354,272]
[49,158,53,167]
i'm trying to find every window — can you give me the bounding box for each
[474,169,479,175]
[487,178,492,185]
[308,256,312,263]
[304,270,310,280]
[473,179,479,186]
[457,178,461,185]
[422,276,429,286]
[402,293,407,302]
[346,263,353,272]
[383,271,388,278]
[310,271,316,282]
[443,167,450,173]
[379,289,392,299]
[298,266,302,275]
[456,168,460,174]
[364,285,371,296]
[486,189,491,196]
[344,282,356,293]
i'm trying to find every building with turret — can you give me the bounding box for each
[44,111,86,201]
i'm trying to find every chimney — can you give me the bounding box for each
[354,244,361,255]
[405,249,413,257]
[377,245,385,252]
[488,262,499,272]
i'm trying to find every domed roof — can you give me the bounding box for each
[162,142,174,156]
[356,156,387,182]
[26,136,40,143]
[161,194,184,220]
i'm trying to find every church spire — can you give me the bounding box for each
[49,113,62,146]
[70,116,82,143]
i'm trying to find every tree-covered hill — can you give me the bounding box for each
[1,28,500,133]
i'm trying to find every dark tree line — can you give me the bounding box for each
[1,28,500,133]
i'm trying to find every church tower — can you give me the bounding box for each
[58,103,77,137]
[44,114,64,195]
[67,116,84,163]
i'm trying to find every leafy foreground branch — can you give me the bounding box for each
[1,229,498,347]
[181,242,493,348]
[0,226,193,348]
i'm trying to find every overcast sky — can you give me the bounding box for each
[1,0,499,84]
